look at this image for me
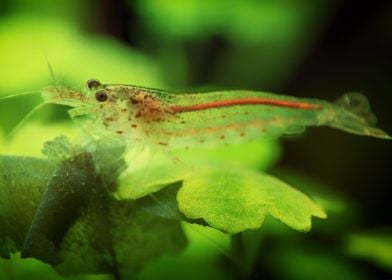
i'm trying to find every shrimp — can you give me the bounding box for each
[39,79,390,149]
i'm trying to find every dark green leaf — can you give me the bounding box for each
[0,156,54,258]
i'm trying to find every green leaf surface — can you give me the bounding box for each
[177,168,326,234]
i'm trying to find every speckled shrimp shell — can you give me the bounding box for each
[39,79,390,149]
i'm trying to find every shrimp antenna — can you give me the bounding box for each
[44,52,57,83]
[6,102,47,138]
[0,91,42,101]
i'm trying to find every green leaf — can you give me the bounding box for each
[347,231,392,271]
[177,168,326,234]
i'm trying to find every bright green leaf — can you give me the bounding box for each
[177,168,326,234]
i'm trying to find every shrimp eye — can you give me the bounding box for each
[95,90,108,102]
[87,79,101,90]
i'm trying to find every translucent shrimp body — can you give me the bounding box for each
[41,79,391,149]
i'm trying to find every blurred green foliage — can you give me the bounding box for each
[347,230,392,271]
[268,246,365,280]
[133,0,337,86]
[0,0,390,279]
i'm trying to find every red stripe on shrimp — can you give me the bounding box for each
[171,98,322,113]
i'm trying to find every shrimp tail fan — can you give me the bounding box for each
[328,93,391,139]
